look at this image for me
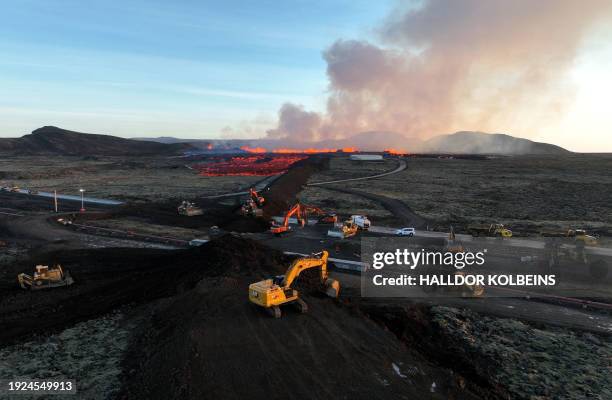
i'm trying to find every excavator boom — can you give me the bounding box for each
[248,250,340,318]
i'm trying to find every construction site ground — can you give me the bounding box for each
[1,154,611,400]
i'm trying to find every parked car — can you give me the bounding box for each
[395,227,416,237]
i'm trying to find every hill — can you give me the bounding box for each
[0,126,192,156]
[418,131,570,155]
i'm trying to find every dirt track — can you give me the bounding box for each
[316,185,429,228]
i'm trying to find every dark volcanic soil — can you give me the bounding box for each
[0,235,289,344]
[262,156,329,217]
[1,235,484,400]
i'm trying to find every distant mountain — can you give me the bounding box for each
[418,131,570,155]
[0,126,193,156]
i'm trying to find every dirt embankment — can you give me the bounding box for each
[262,156,329,217]
[118,238,479,400]
[0,235,290,344]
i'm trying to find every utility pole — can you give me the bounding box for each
[54,190,58,213]
[79,188,85,212]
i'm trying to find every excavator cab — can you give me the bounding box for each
[248,251,340,318]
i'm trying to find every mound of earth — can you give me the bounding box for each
[0,126,191,156]
[263,156,329,217]
[0,235,289,344]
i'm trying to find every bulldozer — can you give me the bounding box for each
[18,264,74,290]
[248,251,340,318]
[327,220,359,239]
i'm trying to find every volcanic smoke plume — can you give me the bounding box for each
[267,0,612,143]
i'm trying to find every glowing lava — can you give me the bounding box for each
[384,148,409,155]
[195,155,307,176]
[239,145,267,153]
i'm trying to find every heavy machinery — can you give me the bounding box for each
[327,220,359,239]
[349,215,370,230]
[540,229,598,246]
[248,251,340,318]
[270,202,305,235]
[269,201,335,235]
[18,264,74,290]
[240,188,265,217]
[316,213,338,225]
[177,200,203,216]
[541,238,608,278]
[240,199,263,217]
[467,223,512,238]
[248,188,265,207]
[435,227,485,297]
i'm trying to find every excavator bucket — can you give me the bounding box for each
[324,278,340,298]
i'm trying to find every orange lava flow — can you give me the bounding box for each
[240,145,267,153]
[195,155,307,176]
[384,148,409,155]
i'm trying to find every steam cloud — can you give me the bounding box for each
[267,0,612,143]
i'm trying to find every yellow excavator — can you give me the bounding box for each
[18,264,74,290]
[248,251,340,318]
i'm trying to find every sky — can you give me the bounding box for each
[0,0,611,152]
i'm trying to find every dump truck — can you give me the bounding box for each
[467,223,512,238]
[248,251,340,318]
[18,264,74,290]
[327,221,359,239]
[349,215,370,230]
[540,229,598,246]
[178,200,203,216]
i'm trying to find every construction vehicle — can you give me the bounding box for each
[270,201,335,235]
[316,213,338,224]
[248,188,265,207]
[349,215,370,230]
[177,200,203,216]
[240,199,263,217]
[540,229,598,246]
[447,227,485,297]
[327,220,359,239]
[248,251,340,318]
[270,202,305,235]
[240,188,265,217]
[18,264,74,290]
[541,237,607,278]
[467,223,512,238]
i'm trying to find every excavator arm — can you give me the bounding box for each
[281,251,329,287]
